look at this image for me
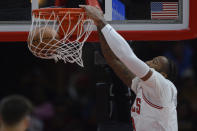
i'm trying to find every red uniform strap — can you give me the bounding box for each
[131,117,136,131]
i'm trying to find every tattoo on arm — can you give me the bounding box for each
[97,27,135,87]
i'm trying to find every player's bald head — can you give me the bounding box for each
[157,56,169,74]
[146,56,177,82]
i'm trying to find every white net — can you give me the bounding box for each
[28,9,94,67]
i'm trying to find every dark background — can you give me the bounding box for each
[0,42,96,131]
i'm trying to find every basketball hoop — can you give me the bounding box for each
[28,8,94,67]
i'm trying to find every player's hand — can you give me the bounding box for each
[79,5,105,26]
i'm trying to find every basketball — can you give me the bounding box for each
[28,27,60,58]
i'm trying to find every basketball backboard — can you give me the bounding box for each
[0,0,197,42]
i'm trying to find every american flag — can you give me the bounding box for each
[151,2,178,20]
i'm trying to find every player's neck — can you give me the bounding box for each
[0,123,26,131]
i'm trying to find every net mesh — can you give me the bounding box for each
[28,9,94,67]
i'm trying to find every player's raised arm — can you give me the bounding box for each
[80,5,135,87]
[80,5,152,82]
[98,25,135,87]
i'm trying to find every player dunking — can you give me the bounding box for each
[80,5,178,131]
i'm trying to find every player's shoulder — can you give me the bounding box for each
[154,69,178,101]
[146,68,177,93]
[166,78,177,95]
[151,68,174,84]
[143,68,168,86]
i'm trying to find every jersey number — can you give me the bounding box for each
[131,98,141,114]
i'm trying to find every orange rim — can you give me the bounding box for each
[33,8,87,20]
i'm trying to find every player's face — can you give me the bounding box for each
[146,57,162,72]
[145,56,168,77]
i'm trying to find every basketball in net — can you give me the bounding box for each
[28,26,60,58]
[28,8,94,67]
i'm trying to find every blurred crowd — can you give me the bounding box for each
[0,43,96,131]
